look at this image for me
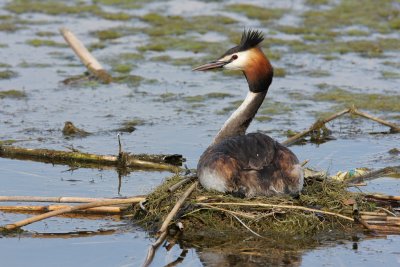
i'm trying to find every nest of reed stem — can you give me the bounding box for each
[131,169,377,242]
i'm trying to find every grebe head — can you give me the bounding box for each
[193,29,273,93]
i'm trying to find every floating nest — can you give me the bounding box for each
[132,170,378,241]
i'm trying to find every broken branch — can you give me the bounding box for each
[142,181,198,267]
[0,145,182,172]
[283,107,400,146]
[60,27,112,84]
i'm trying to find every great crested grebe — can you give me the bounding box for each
[193,29,303,198]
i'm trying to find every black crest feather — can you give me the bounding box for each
[238,29,264,51]
[219,29,264,58]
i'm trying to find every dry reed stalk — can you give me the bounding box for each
[283,108,350,146]
[158,182,198,234]
[365,221,400,226]
[365,224,400,233]
[361,215,388,221]
[346,166,400,184]
[142,182,198,267]
[0,195,121,203]
[365,194,400,201]
[351,108,400,133]
[142,231,167,267]
[282,107,400,146]
[359,211,388,216]
[168,176,196,192]
[0,197,144,231]
[0,205,127,214]
[60,27,112,84]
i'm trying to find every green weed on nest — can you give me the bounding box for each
[131,172,373,239]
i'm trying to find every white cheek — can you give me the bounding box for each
[223,51,251,70]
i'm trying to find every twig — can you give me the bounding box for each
[168,176,196,193]
[197,203,256,220]
[350,107,400,133]
[230,213,263,238]
[365,194,400,201]
[282,107,400,146]
[346,166,400,184]
[364,224,400,233]
[0,197,144,231]
[143,231,167,267]
[164,249,188,267]
[142,182,198,267]
[159,182,198,234]
[60,27,112,84]
[283,108,350,146]
[377,207,397,217]
[201,202,354,222]
[0,145,182,172]
[0,204,127,214]
[0,195,135,203]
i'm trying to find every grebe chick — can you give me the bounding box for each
[193,30,303,198]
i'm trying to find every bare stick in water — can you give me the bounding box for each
[0,197,144,231]
[0,145,182,172]
[283,107,400,146]
[0,205,127,214]
[60,27,112,84]
[142,182,198,267]
[0,195,135,203]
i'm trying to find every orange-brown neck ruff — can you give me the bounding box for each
[243,48,273,93]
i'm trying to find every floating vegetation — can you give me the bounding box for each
[225,4,286,23]
[0,23,20,32]
[93,30,122,41]
[5,0,132,21]
[17,61,51,68]
[92,0,143,9]
[302,0,400,33]
[112,64,133,74]
[183,92,234,103]
[274,67,286,77]
[254,115,272,122]
[140,13,237,37]
[313,87,400,112]
[305,69,331,77]
[381,71,400,79]
[259,100,293,115]
[138,36,228,55]
[0,70,18,80]
[156,92,180,102]
[113,75,145,87]
[291,38,399,57]
[305,0,330,5]
[62,121,90,138]
[26,39,66,47]
[117,119,145,133]
[0,63,11,68]
[0,89,26,99]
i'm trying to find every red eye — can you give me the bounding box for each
[232,55,238,60]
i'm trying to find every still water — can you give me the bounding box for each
[0,0,399,266]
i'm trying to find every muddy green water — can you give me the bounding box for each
[0,0,399,266]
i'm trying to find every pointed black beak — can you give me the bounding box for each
[192,60,228,71]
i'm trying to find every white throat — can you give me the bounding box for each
[212,91,261,145]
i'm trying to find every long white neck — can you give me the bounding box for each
[212,90,267,145]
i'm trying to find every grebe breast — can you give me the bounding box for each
[197,133,303,197]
